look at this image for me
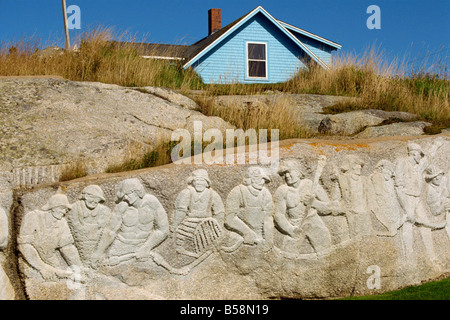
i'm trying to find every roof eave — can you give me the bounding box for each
[183,6,261,68]
[183,6,329,70]
[277,20,342,49]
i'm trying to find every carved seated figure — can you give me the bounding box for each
[67,185,112,268]
[18,194,84,282]
[225,167,274,249]
[172,169,224,257]
[92,178,169,267]
[273,159,333,255]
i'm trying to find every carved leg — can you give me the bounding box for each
[418,227,441,268]
[346,212,357,239]
[303,213,332,254]
[400,222,416,266]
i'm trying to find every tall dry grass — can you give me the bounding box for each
[1,29,448,174]
[284,48,449,129]
[194,94,311,140]
[196,46,449,131]
[59,160,88,181]
[0,27,202,89]
[1,29,448,134]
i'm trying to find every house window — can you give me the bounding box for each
[247,42,267,78]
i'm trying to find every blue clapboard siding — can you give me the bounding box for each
[192,12,308,84]
[287,29,334,66]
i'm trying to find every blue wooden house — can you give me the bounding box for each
[131,6,341,84]
[184,6,341,84]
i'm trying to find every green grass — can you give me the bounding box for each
[341,277,450,300]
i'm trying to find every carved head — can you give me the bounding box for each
[80,185,105,210]
[117,178,146,205]
[375,160,395,180]
[278,160,304,186]
[340,155,364,175]
[243,167,270,190]
[407,143,424,163]
[42,194,72,220]
[187,169,211,192]
[425,166,444,186]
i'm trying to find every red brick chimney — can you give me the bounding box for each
[208,8,221,35]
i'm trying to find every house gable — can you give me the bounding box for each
[182,6,341,84]
[277,20,341,50]
[278,21,341,67]
[185,9,320,83]
[184,6,329,69]
[287,29,335,66]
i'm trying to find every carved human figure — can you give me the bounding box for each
[412,166,449,266]
[447,170,450,240]
[0,207,7,256]
[331,155,372,238]
[1,206,15,300]
[423,166,449,220]
[92,178,169,267]
[67,185,112,268]
[369,160,404,236]
[18,194,84,282]
[273,159,333,254]
[172,169,225,257]
[225,167,273,249]
[394,140,443,265]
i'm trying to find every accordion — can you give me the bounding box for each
[175,217,222,257]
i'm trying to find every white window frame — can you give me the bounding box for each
[246,41,268,80]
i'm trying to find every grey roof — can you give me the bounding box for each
[115,7,252,62]
[118,7,340,64]
[183,8,252,62]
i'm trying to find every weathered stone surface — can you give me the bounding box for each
[0,78,233,174]
[10,134,450,300]
[1,78,448,300]
[354,121,432,138]
[213,93,353,135]
[318,110,418,136]
[211,94,424,138]
[291,94,357,133]
[140,87,198,110]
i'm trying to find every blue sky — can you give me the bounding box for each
[0,0,449,74]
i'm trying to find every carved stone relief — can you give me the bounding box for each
[18,194,85,282]
[15,136,450,299]
[224,167,274,252]
[94,178,172,271]
[273,158,335,258]
[173,169,224,258]
[332,155,373,239]
[369,159,404,237]
[0,205,15,300]
[67,185,111,268]
[394,139,445,267]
